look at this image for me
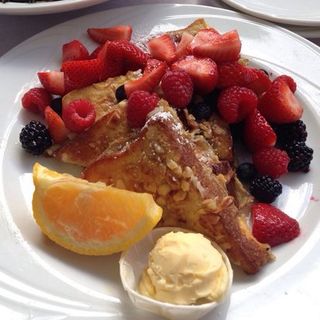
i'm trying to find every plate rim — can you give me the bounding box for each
[222,0,320,26]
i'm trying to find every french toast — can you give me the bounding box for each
[83,107,273,274]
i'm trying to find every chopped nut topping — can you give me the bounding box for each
[173,191,187,202]
[181,180,190,192]
[182,166,193,178]
[157,184,171,196]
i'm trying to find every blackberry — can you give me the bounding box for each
[188,101,212,121]
[284,141,313,172]
[273,120,307,147]
[236,163,257,183]
[50,97,63,116]
[203,89,220,112]
[250,175,282,203]
[115,84,127,102]
[19,121,52,155]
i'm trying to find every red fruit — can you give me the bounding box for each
[89,44,105,59]
[258,77,303,124]
[105,40,149,72]
[217,62,258,89]
[191,30,241,63]
[62,58,104,92]
[127,91,159,128]
[21,87,52,114]
[44,106,69,144]
[144,58,167,74]
[87,25,132,44]
[38,71,65,96]
[189,28,220,50]
[246,69,272,96]
[62,40,89,62]
[171,55,218,94]
[217,86,258,124]
[124,60,167,96]
[244,109,277,152]
[275,75,296,92]
[62,99,96,133]
[251,203,300,247]
[252,147,289,178]
[161,70,193,108]
[147,34,176,64]
[175,32,194,60]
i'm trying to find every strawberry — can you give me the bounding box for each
[89,44,105,59]
[127,90,159,127]
[124,60,167,96]
[189,28,220,49]
[161,70,193,108]
[87,25,132,44]
[62,40,89,62]
[217,86,258,124]
[38,71,65,96]
[275,75,296,92]
[244,109,277,152]
[104,40,149,72]
[21,87,52,114]
[191,30,241,63]
[252,147,289,178]
[147,34,176,64]
[44,106,69,144]
[217,61,258,89]
[258,77,303,124]
[251,203,300,247]
[62,58,104,92]
[144,58,168,74]
[175,32,193,60]
[171,55,218,94]
[246,69,272,96]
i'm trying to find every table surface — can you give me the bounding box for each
[0,0,319,58]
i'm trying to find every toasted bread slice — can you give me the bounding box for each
[168,18,209,40]
[83,109,273,274]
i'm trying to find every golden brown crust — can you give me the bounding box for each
[83,111,273,273]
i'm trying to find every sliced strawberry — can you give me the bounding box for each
[44,106,69,144]
[144,58,168,74]
[275,75,297,92]
[251,203,300,247]
[62,40,89,62]
[87,25,132,44]
[175,32,194,60]
[61,58,103,92]
[189,28,220,50]
[244,109,277,152]
[246,69,272,96]
[38,71,65,96]
[259,77,303,124]
[191,30,241,63]
[147,34,176,63]
[171,55,218,94]
[124,60,167,96]
[217,62,258,89]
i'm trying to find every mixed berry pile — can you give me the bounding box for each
[19,23,313,248]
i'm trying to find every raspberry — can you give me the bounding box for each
[250,175,282,203]
[236,162,257,183]
[252,147,289,178]
[127,90,159,128]
[19,121,52,155]
[217,86,258,124]
[273,120,307,147]
[188,101,212,121]
[62,99,96,133]
[275,75,297,93]
[284,141,313,172]
[161,70,193,108]
[21,87,52,114]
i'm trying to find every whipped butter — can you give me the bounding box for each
[139,231,229,305]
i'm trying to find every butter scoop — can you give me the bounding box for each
[119,227,233,320]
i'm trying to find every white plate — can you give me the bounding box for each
[0,0,108,15]
[0,4,320,320]
[222,0,320,26]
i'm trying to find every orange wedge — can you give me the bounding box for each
[32,163,162,255]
